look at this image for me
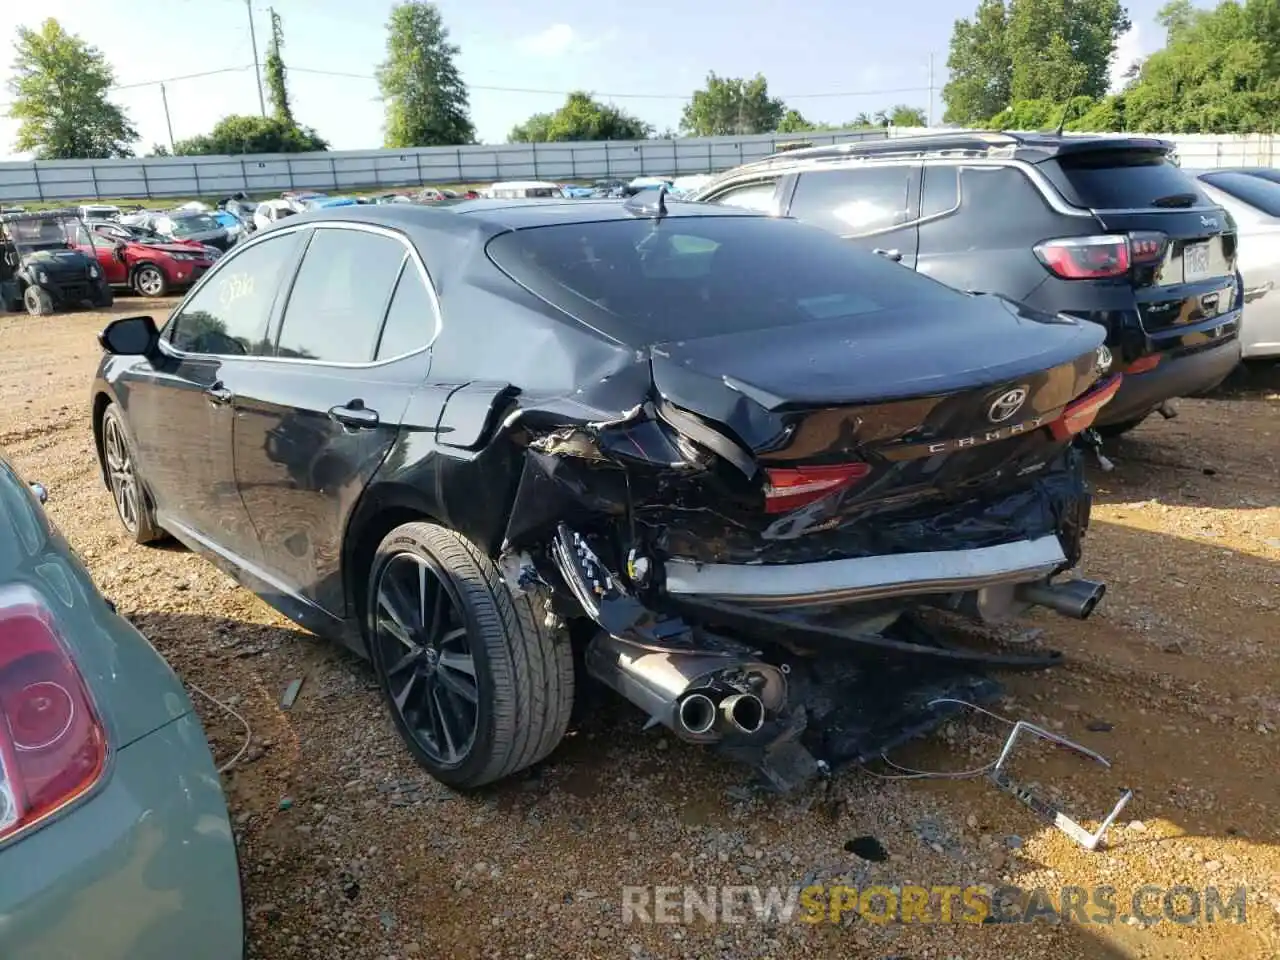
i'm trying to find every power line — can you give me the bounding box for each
[287,66,933,101]
[112,66,255,90]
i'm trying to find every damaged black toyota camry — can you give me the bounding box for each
[90,193,1121,790]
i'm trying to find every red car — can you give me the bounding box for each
[81,220,218,298]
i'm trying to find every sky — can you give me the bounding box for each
[0,0,1177,160]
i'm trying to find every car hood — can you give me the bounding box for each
[0,456,191,748]
[133,241,210,256]
[25,249,92,272]
[649,293,1107,409]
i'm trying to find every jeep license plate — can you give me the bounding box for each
[1183,242,1212,282]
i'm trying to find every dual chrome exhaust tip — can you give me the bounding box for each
[677,689,766,737]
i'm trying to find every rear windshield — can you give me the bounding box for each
[1049,149,1209,209]
[486,215,962,344]
[1199,171,1280,217]
[170,214,220,236]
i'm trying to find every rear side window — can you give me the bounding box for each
[710,180,777,212]
[276,228,408,362]
[486,216,960,345]
[375,264,436,360]
[167,232,300,356]
[1047,150,1209,209]
[921,166,959,218]
[788,167,913,235]
[1199,172,1280,217]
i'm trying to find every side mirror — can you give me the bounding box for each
[99,315,159,356]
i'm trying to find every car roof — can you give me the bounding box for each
[269,196,768,236]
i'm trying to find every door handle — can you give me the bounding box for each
[328,402,380,429]
[873,248,903,262]
[204,382,233,405]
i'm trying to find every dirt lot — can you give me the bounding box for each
[2,303,1278,960]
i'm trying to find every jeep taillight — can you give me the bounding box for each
[1035,236,1130,279]
[763,462,872,514]
[1035,232,1169,280]
[0,588,107,842]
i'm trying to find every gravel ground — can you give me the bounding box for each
[2,303,1279,960]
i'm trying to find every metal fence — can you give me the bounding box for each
[3,128,1280,204]
[0,129,890,204]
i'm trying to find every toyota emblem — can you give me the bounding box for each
[988,386,1029,423]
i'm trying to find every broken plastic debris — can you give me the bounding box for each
[280,677,304,711]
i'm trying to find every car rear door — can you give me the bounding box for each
[124,228,305,565]
[782,164,922,266]
[227,223,435,623]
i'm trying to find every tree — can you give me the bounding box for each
[680,72,786,136]
[173,115,328,155]
[1005,0,1131,103]
[1118,0,1280,133]
[508,92,651,142]
[376,1,474,147]
[264,7,293,125]
[6,18,137,158]
[776,109,815,133]
[942,0,1012,125]
[887,104,928,126]
[147,143,171,157]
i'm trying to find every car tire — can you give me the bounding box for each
[23,286,53,316]
[133,263,169,298]
[100,403,166,544]
[1096,414,1150,438]
[366,521,574,790]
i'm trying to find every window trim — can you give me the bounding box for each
[158,220,443,368]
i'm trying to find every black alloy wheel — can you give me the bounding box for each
[373,550,479,766]
[100,404,165,544]
[367,522,574,789]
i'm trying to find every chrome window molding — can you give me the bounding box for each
[158,219,443,369]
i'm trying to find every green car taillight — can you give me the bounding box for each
[0,586,107,842]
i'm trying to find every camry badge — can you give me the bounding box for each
[988,387,1029,423]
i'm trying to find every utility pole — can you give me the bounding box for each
[927,53,935,128]
[160,83,175,151]
[246,0,267,117]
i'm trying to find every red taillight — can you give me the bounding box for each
[0,589,107,842]
[1034,235,1131,279]
[1048,374,1124,441]
[1128,231,1169,264]
[762,462,872,514]
[1125,354,1162,375]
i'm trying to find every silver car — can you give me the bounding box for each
[1189,168,1280,360]
[130,211,234,254]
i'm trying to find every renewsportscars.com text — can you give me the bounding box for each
[622,884,1249,926]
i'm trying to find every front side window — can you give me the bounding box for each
[274,228,409,363]
[789,166,914,235]
[167,232,301,356]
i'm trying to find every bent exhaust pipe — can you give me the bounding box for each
[1016,578,1106,621]
[719,692,765,735]
[677,692,717,736]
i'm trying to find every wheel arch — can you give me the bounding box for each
[341,482,447,650]
[91,391,113,485]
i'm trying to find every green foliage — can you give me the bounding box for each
[7,18,137,158]
[942,0,1129,125]
[173,115,328,155]
[147,143,171,157]
[264,8,293,126]
[942,0,1012,125]
[680,73,786,136]
[508,92,652,142]
[376,1,474,148]
[1006,0,1130,102]
[986,94,1097,129]
[1119,0,1280,133]
[887,104,928,126]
